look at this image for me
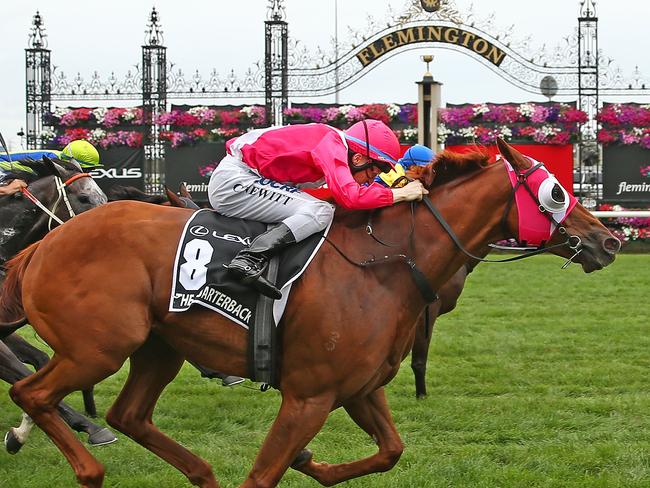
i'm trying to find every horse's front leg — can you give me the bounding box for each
[411,304,439,399]
[241,392,335,487]
[3,333,50,369]
[293,387,403,486]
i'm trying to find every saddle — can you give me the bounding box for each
[170,209,329,386]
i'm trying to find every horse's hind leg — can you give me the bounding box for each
[293,387,403,485]
[10,355,120,487]
[5,333,98,417]
[106,334,218,488]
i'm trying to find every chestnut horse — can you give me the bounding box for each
[0,140,619,487]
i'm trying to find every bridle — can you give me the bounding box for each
[0,131,93,230]
[21,172,93,230]
[417,160,584,268]
[325,157,585,304]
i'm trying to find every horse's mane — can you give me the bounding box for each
[1,162,40,184]
[108,186,168,204]
[407,149,491,188]
[1,157,79,184]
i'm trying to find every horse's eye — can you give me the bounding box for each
[551,184,565,204]
[77,195,91,204]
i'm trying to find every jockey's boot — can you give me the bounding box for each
[226,223,296,299]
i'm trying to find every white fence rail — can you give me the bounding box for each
[591,211,650,218]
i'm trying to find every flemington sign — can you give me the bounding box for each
[603,145,650,203]
[356,26,507,68]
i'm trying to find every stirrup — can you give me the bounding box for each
[241,273,282,300]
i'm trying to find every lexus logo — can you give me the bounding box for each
[189,225,210,237]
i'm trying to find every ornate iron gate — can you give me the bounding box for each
[25,0,650,197]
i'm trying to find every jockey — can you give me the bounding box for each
[0,140,101,196]
[375,144,435,188]
[208,119,428,299]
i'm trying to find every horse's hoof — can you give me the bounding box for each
[87,428,117,447]
[416,393,427,400]
[4,429,24,455]
[291,449,313,468]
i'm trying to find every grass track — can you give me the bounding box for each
[0,254,648,487]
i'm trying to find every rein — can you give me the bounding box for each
[21,173,93,229]
[324,158,584,303]
[421,197,578,265]
[420,160,583,268]
[325,201,438,304]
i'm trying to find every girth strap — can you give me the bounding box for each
[248,236,281,388]
[406,258,439,304]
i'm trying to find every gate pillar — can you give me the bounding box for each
[25,11,51,150]
[265,0,288,126]
[417,55,442,152]
[142,7,167,193]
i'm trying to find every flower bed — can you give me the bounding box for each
[53,127,143,149]
[156,103,418,147]
[44,107,145,148]
[438,102,587,146]
[597,103,650,149]
[46,107,144,128]
[47,102,593,149]
[597,203,650,242]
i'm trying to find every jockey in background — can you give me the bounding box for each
[208,119,429,299]
[375,144,435,188]
[0,140,102,196]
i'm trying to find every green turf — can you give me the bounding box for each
[0,255,648,487]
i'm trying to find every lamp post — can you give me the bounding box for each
[416,55,442,152]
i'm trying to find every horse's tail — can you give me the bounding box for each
[0,242,40,336]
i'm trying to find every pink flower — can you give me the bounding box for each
[530,106,550,124]
[220,111,242,127]
[344,107,365,123]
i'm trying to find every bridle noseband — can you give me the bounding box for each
[21,173,93,229]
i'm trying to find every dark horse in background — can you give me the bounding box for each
[0,156,116,451]
[410,259,478,398]
[0,140,619,487]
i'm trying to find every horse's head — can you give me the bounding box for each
[495,139,619,272]
[406,139,619,275]
[0,156,107,263]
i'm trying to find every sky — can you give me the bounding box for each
[1,0,649,150]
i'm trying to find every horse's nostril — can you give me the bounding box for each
[77,195,91,204]
[603,236,621,255]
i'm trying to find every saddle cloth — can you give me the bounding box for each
[169,209,329,329]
